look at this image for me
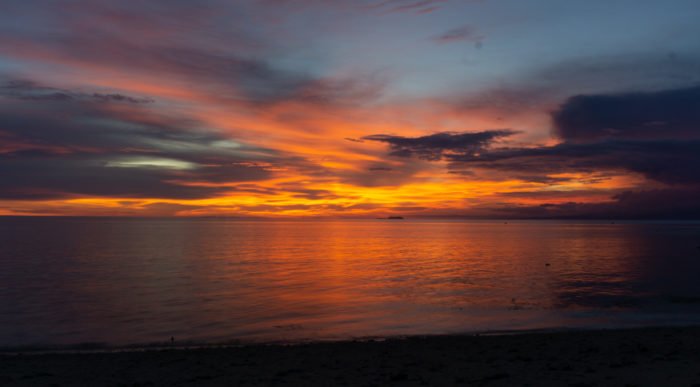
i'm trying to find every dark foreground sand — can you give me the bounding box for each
[3,327,700,386]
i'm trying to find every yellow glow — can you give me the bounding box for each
[0,47,659,217]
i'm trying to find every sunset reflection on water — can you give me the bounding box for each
[2,218,700,347]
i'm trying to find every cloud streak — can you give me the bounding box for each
[363,130,517,160]
[0,79,280,200]
[432,25,484,46]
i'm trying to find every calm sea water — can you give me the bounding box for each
[2,218,700,348]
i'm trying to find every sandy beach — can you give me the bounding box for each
[2,326,700,386]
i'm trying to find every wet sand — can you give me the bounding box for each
[2,327,700,386]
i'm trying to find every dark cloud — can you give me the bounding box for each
[477,188,700,220]
[0,156,222,200]
[366,84,700,218]
[0,79,278,200]
[553,85,700,142]
[448,139,700,185]
[446,85,700,186]
[363,130,517,160]
[1,80,154,103]
[0,86,229,156]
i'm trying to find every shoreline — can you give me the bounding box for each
[3,325,700,385]
[0,324,673,355]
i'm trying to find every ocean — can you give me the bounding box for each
[2,217,700,348]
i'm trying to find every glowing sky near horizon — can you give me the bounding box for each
[1,0,700,217]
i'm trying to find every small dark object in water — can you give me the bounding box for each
[170,336,175,344]
[545,263,551,266]
[387,216,404,220]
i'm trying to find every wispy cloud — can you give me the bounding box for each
[432,25,484,46]
[1,0,700,217]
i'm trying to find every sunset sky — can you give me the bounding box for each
[1,0,699,218]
